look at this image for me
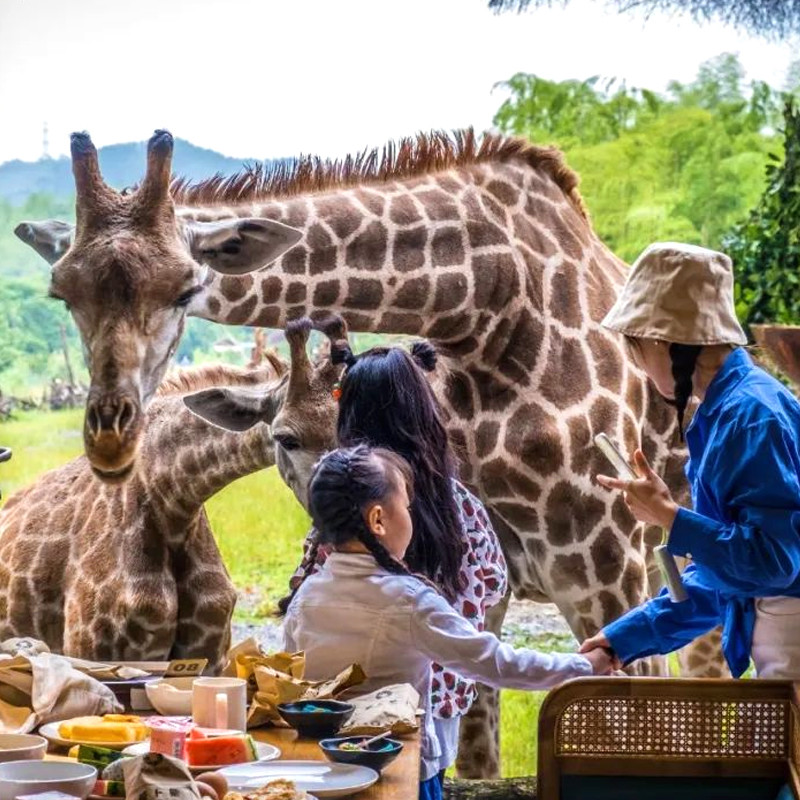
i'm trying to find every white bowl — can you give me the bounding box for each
[145,676,195,716]
[0,761,97,800]
[0,734,47,763]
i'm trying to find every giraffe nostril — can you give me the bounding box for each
[115,399,136,434]
[87,404,102,437]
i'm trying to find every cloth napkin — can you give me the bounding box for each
[0,652,121,733]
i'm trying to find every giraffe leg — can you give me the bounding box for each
[171,517,237,675]
[455,590,510,779]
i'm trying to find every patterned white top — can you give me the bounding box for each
[288,480,508,719]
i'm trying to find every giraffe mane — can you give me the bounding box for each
[156,352,287,397]
[170,128,587,219]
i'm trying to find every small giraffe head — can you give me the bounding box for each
[15,130,302,479]
[271,315,349,508]
[182,315,346,508]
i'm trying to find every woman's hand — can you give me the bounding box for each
[580,632,623,671]
[596,449,679,530]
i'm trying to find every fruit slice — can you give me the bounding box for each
[185,734,257,766]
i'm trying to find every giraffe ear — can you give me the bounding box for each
[14,220,75,265]
[184,218,303,275]
[183,386,280,432]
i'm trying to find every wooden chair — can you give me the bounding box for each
[537,678,800,800]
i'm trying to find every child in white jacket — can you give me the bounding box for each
[282,445,612,800]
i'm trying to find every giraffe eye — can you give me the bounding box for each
[275,433,301,451]
[174,286,202,308]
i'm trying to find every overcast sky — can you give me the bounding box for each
[1,0,798,165]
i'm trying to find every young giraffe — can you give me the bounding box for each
[0,357,285,673]
[17,130,725,775]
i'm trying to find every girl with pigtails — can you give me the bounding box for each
[278,339,509,790]
[580,242,800,680]
[281,444,612,800]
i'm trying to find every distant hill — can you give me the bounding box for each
[0,138,287,204]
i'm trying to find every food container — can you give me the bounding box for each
[0,734,47,763]
[276,700,355,738]
[0,761,96,800]
[145,677,195,716]
[146,717,193,759]
[319,736,403,772]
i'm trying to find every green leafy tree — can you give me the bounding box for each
[724,100,800,325]
[493,53,780,261]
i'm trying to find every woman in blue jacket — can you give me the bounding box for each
[581,242,800,679]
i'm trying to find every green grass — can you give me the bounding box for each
[0,408,569,777]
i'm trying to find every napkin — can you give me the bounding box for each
[0,652,121,733]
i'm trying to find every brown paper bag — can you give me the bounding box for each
[122,753,200,800]
[338,683,420,736]
[222,640,305,698]
[247,662,367,728]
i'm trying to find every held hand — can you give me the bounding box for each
[582,647,614,675]
[596,449,679,530]
[580,632,622,671]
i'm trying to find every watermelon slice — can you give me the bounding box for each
[189,727,207,740]
[185,733,257,766]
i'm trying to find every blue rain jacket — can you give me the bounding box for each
[605,348,800,677]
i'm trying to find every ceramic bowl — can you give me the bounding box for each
[319,736,403,772]
[0,761,97,800]
[276,700,355,738]
[145,676,196,716]
[0,734,47,763]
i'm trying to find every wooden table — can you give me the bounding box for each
[251,727,420,799]
[45,727,420,799]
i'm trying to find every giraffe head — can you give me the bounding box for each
[15,130,302,479]
[183,315,346,509]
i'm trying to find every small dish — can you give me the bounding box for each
[319,736,403,773]
[0,734,47,763]
[144,676,195,715]
[0,760,97,800]
[276,700,354,739]
[219,760,377,798]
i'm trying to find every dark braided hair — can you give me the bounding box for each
[334,341,467,603]
[281,445,440,613]
[667,343,703,441]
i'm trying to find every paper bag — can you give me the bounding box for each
[338,683,420,736]
[122,753,200,800]
[222,639,305,698]
[247,662,366,728]
[0,652,121,733]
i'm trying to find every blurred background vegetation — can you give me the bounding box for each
[1,52,798,398]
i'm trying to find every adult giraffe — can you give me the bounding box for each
[17,129,719,776]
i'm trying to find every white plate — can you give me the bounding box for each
[219,761,379,798]
[38,721,146,751]
[122,740,281,773]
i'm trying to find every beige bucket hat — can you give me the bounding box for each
[602,242,747,346]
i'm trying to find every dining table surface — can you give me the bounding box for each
[44,724,421,799]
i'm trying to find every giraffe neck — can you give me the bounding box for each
[183,160,611,358]
[142,384,283,529]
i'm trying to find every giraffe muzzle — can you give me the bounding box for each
[84,395,142,479]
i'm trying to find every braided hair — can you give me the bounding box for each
[333,341,467,603]
[280,445,440,613]
[667,343,703,441]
